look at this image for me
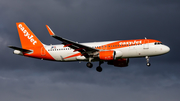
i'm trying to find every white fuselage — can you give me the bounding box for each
[44,40,170,62]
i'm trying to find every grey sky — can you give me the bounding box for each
[0,0,180,101]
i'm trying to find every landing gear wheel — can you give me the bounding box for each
[146,63,151,67]
[96,66,102,72]
[145,56,151,67]
[86,62,93,68]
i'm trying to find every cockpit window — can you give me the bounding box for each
[154,42,162,45]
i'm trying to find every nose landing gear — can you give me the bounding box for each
[145,56,151,67]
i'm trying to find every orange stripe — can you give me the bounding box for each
[96,39,161,50]
[64,44,72,47]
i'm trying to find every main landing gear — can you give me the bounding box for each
[145,56,151,67]
[96,61,104,72]
[86,62,93,68]
[86,57,93,68]
[86,59,104,72]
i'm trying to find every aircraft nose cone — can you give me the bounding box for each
[164,46,170,53]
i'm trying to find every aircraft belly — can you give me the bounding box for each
[48,51,63,61]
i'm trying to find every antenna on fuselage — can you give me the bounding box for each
[145,37,147,39]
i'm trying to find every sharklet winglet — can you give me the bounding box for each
[46,25,55,36]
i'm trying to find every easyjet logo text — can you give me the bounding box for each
[119,40,142,45]
[18,24,37,45]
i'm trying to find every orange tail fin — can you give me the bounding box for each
[16,22,43,49]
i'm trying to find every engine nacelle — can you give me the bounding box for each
[99,50,122,60]
[115,50,123,59]
[107,58,129,67]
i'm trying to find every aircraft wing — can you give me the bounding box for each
[46,25,99,58]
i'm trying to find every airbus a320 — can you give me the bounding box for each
[9,22,170,72]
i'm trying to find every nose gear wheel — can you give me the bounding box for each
[145,56,151,67]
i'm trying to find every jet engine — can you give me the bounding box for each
[107,58,129,67]
[98,50,122,60]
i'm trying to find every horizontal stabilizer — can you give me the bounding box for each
[8,46,32,53]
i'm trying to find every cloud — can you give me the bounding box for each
[0,36,9,49]
[0,67,180,101]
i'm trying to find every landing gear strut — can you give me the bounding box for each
[145,56,151,66]
[96,61,104,72]
[86,57,93,68]
[86,57,104,72]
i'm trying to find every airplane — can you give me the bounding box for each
[9,22,170,72]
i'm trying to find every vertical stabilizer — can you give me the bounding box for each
[16,22,43,49]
